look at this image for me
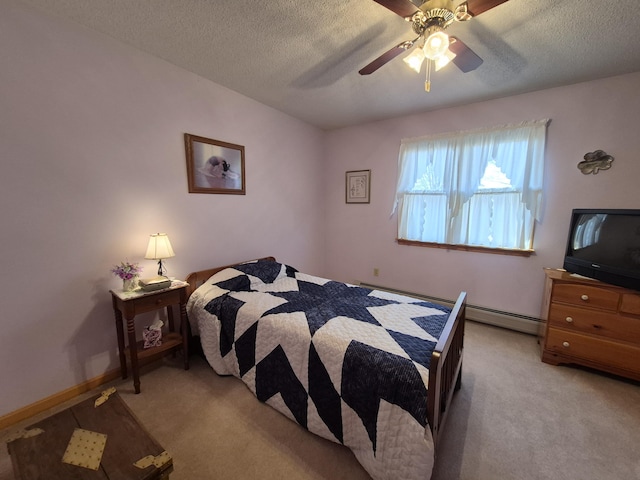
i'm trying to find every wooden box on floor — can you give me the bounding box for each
[6,390,172,479]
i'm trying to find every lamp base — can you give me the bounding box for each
[157,259,166,276]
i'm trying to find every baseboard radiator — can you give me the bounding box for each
[358,282,540,335]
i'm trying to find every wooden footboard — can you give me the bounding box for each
[427,291,467,449]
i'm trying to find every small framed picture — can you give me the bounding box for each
[346,170,371,204]
[184,133,246,194]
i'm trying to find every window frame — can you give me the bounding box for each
[393,120,548,253]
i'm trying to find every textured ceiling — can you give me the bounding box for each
[20,0,640,130]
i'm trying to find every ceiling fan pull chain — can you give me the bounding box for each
[425,58,432,92]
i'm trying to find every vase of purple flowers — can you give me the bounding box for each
[111,261,142,292]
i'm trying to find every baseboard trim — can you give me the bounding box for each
[0,368,121,430]
[359,282,540,335]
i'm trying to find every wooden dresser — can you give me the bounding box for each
[540,268,640,381]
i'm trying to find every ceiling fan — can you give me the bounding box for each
[360,0,509,90]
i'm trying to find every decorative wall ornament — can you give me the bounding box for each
[578,150,614,175]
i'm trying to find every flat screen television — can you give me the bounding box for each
[563,208,640,291]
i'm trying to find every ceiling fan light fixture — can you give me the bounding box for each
[403,48,425,73]
[454,2,472,22]
[434,49,456,71]
[423,29,450,60]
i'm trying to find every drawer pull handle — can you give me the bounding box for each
[580,294,589,301]
[562,341,570,348]
[155,299,163,305]
[565,317,573,323]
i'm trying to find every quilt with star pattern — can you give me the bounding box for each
[186,260,453,480]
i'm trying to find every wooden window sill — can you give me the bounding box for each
[396,239,534,257]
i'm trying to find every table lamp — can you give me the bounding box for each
[145,233,175,277]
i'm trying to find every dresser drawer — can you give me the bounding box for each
[546,328,640,373]
[548,304,640,344]
[621,293,640,315]
[552,283,619,311]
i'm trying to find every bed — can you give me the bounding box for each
[185,257,466,480]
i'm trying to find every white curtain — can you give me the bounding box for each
[393,119,548,250]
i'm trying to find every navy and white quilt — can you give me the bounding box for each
[187,260,452,480]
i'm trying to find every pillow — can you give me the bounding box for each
[205,260,298,293]
[213,274,252,292]
[234,260,298,288]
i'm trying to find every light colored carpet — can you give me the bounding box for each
[2,321,639,479]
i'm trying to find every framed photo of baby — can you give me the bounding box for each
[184,133,246,194]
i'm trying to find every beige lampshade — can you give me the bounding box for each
[144,233,175,260]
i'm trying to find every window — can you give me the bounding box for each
[392,119,548,252]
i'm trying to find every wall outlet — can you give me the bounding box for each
[373,268,379,277]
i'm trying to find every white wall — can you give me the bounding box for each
[323,72,640,318]
[0,1,326,417]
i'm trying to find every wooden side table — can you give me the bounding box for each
[110,281,190,394]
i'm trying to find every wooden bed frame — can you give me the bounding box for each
[185,256,466,451]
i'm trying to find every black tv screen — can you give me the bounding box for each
[563,209,640,291]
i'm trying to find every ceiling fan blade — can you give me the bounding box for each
[449,37,483,73]
[372,0,419,18]
[359,40,415,75]
[464,0,509,17]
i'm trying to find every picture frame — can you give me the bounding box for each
[345,170,371,204]
[184,133,246,194]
